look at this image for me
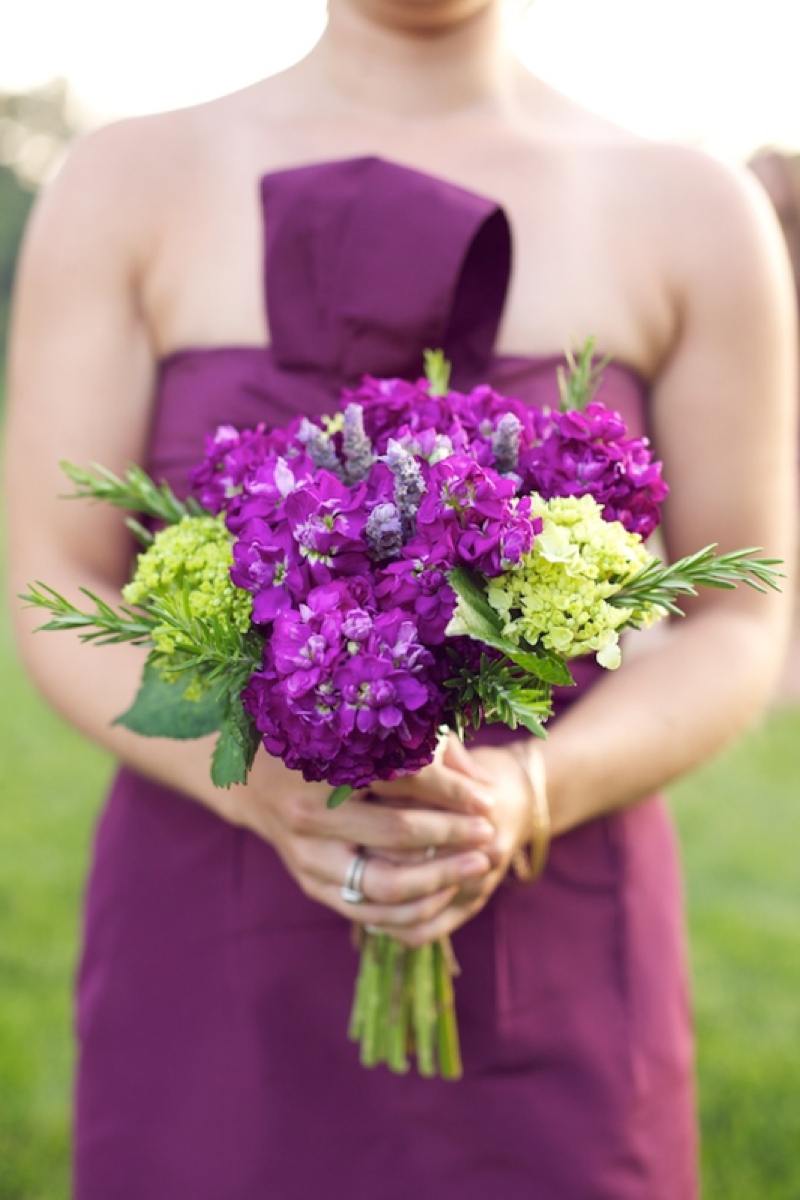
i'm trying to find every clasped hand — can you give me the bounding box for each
[236,734,534,947]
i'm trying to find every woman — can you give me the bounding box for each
[6,1,796,1197]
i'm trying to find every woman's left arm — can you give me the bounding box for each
[370,150,798,945]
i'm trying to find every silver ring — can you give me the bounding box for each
[341,851,369,905]
[425,845,436,861]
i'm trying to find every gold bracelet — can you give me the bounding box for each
[511,741,552,884]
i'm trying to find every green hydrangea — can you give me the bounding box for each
[123,515,252,657]
[486,494,657,669]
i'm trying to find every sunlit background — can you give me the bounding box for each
[2,0,799,165]
[1,5,800,1199]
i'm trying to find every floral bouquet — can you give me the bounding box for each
[24,342,781,1080]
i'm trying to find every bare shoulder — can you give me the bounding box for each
[627,141,779,251]
[28,107,208,264]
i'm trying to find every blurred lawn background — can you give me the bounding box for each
[1,73,799,1200]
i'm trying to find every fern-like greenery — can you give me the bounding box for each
[60,461,207,525]
[611,545,784,620]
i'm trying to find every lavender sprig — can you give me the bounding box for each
[342,403,376,483]
[297,418,342,475]
[385,439,426,528]
[491,413,522,474]
[365,502,404,560]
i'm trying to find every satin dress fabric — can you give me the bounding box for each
[74,156,698,1200]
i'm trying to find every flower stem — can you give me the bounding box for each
[412,942,436,1076]
[434,939,463,1080]
[359,934,382,1067]
[348,933,462,1079]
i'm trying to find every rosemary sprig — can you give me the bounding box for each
[445,653,553,739]
[145,591,263,684]
[21,583,156,645]
[60,461,207,525]
[610,545,784,619]
[557,336,609,413]
[423,348,452,397]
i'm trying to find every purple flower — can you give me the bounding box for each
[242,581,445,788]
[297,418,342,476]
[366,502,404,560]
[385,439,427,528]
[342,404,375,483]
[521,402,668,538]
[416,456,539,577]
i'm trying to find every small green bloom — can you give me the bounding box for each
[486,494,660,669]
[123,515,253,650]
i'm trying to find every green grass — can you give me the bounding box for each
[671,710,800,1199]
[0,569,110,1198]
[0,555,799,1196]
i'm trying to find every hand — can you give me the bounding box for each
[223,747,497,933]
[366,736,535,947]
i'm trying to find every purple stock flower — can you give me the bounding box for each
[522,402,668,537]
[416,456,540,577]
[190,363,668,795]
[242,581,445,788]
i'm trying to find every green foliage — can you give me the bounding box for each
[327,785,355,809]
[210,696,261,788]
[60,460,207,525]
[21,583,156,645]
[114,657,227,739]
[422,348,452,397]
[445,652,552,739]
[447,564,574,686]
[556,336,609,412]
[0,166,33,376]
[611,545,784,620]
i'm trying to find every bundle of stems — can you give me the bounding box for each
[349,933,462,1079]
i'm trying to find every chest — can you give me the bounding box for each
[142,138,670,375]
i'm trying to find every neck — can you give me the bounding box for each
[303,1,516,120]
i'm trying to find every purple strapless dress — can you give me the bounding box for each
[74,157,697,1199]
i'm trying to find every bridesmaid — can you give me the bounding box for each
[5,1,796,1196]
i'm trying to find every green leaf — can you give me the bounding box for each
[210,698,261,788]
[524,648,575,688]
[327,785,355,809]
[423,348,452,397]
[60,459,208,524]
[446,566,574,686]
[556,337,609,413]
[22,582,156,645]
[114,658,226,739]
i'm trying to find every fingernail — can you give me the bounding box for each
[471,790,494,812]
[458,852,490,878]
[469,818,494,842]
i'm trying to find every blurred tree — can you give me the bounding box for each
[0,78,76,186]
[0,80,79,382]
[0,167,34,374]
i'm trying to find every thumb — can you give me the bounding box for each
[442,732,493,784]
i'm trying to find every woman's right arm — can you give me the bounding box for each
[5,129,493,924]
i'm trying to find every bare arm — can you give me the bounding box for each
[542,153,797,832]
[370,151,798,945]
[5,127,495,925]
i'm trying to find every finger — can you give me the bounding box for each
[293,795,496,853]
[367,892,487,948]
[368,763,495,817]
[442,734,494,784]
[338,848,492,905]
[322,883,460,929]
